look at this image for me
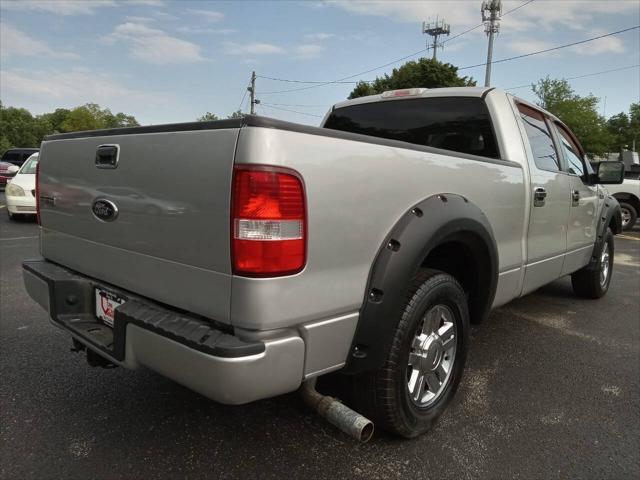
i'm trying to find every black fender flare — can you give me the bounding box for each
[344,194,499,374]
[587,194,622,270]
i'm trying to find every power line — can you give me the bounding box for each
[504,63,640,90]
[237,83,249,112]
[443,0,534,46]
[256,75,366,84]
[261,0,534,95]
[459,25,640,70]
[261,64,639,115]
[503,0,535,16]
[258,102,330,108]
[259,47,429,94]
[260,103,324,118]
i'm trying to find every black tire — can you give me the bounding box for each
[351,269,470,438]
[619,202,637,231]
[7,210,18,221]
[571,228,614,299]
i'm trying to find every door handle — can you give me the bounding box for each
[95,144,119,169]
[571,189,580,206]
[533,187,547,207]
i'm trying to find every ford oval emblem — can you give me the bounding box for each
[92,199,118,222]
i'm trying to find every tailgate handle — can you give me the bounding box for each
[95,144,119,169]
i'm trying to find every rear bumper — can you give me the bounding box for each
[22,259,304,405]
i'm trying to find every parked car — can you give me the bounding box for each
[603,174,640,230]
[23,87,624,439]
[0,161,20,188]
[6,153,39,220]
[1,148,39,168]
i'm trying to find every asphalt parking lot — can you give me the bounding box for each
[1,191,638,480]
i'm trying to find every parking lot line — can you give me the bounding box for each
[618,234,640,241]
[0,236,39,242]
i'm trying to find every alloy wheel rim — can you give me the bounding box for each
[600,243,610,287]
[620,207,631,227]
[407,304,457,407]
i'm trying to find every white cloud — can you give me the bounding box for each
[328,0,639,33]
[294,44,325,59]
[154,11,178,20]
[177,26,237,35]
[304,32,335,41]
[571,33,625,55]
[512,0,639,31]
[0,0,167,15]
[506,31,625,57]
[0,68,173,124]
[123,15,155,23]
[224,41,285,55]
[1,69,134,101]
[186,8,225,22]
[327,1,479,27]
[105,22,205,64]
[0,0,116,15]
[506,38,555,55]
[127,0,166,5]
[0,23,80,60]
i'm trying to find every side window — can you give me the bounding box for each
[555,123,585,176]
[517,104,560,172]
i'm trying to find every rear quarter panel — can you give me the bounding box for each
[232,126,526,330]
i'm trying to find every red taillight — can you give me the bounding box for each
[35,161,41,225]
[231,165,306,276]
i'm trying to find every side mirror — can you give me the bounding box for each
[7,165,19,174]
[594,161,624,184]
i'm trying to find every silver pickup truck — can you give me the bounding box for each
[23,87,624,439]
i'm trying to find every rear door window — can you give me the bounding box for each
[517,104,560,172]
[323,97,500,159]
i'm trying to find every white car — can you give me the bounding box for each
[6,152,38,220]
[604,174,640,230]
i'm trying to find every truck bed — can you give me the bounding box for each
[39,114,526,328]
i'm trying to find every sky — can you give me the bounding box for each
[1,0,639,126]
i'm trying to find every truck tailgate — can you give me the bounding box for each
[38,125,240,323]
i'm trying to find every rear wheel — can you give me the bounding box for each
[352,269,470,438]
[619,202,637,231]
[571,228,614,299]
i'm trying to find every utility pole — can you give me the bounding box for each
[248,71,260,115]
[481,0,502,87]
[422,19,450,60]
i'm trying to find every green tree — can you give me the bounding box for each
[197,112,219,122]
[348,58,476,99]
[227,110,243,119]
[0,102,140,154]
[630,103,640,151]
[606,112,630,151]
[38,108,71,133]
[532,77,612,157]
[607,103,640,152]
[61,104,104,132]
[103,111,139,128]
[60,103,140,132]
[0,103,40,148]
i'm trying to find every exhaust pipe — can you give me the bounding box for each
[300,379,374,442]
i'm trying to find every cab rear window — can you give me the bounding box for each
[323,97,500,159]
